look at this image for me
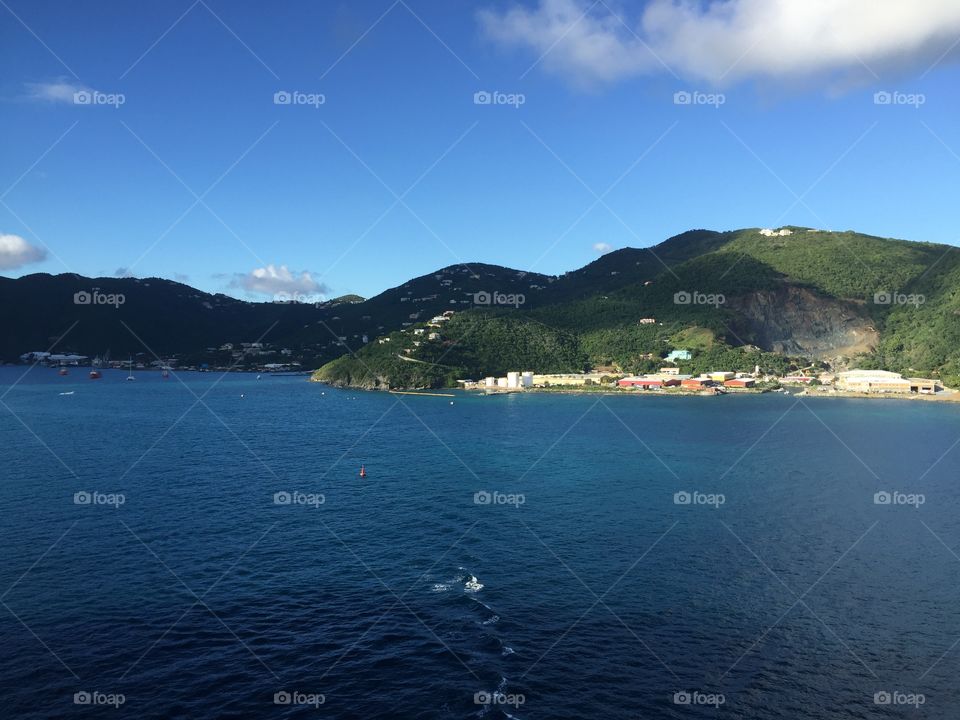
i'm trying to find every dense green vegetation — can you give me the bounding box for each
[315,227,960,390]
[314,313,589,389]
[315,311,807,390]
[859,249,960,386]
[718,228,939,299]
[7,227,957,388]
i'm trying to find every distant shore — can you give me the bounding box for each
[473,386,960,402]
[794,387,960,402]
[315,383,960,403]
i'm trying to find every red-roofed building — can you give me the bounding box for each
[619,377,662,389]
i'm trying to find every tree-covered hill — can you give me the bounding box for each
[4,227,959,387]
[313,227,960,389]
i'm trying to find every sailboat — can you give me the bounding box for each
[126,357,135,381]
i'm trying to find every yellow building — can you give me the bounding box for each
[836,370,938,394]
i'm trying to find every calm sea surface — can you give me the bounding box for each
[2,366,960,718]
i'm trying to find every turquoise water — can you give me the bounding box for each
[2,366,960,718]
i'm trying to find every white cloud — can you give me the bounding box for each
[114,267,133,278]
[229,264,328,299]
[479,0,960,86]
[0,233,47,270]
[24,79,90,104]
[593,242,613,254]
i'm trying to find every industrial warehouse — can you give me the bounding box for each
[835,370,940,394]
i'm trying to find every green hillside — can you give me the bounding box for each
[4,226,957,387]
[314,227,960,389]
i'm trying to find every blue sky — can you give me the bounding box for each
[2,0,960,300]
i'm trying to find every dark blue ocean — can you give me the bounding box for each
[3,366,960,719]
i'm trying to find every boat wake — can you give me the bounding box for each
[431,568,483,594]
[429,567,525,718]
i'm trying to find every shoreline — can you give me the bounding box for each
[793,387,960,403]
[11,365,313,376]
[311,379,960,403]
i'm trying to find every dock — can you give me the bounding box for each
[389,390,456,397]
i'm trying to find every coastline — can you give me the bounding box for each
[794,387,960,402]
[311,378,960,403]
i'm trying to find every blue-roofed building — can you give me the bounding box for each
[666,350,692,361]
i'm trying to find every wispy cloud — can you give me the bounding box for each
[0,233,47,270]
[593,242,613,254]
[21,79,124,107]
[479,0,960,87]
[227,264,328,299]
[23,79,90,104]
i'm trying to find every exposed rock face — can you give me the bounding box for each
[729,286,878,359]
[311,372,393,390]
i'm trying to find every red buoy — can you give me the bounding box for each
[359,465,367,478]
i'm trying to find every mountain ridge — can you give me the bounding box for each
[4,227,959,385]
[312,227,960,388]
